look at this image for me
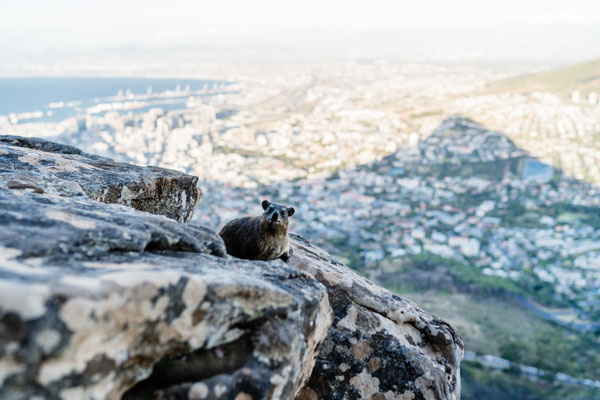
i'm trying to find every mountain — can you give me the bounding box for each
[491,57,600,96]
[311,117,600,399]
[194,116,600,399]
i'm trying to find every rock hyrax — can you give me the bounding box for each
[219,200,295,262]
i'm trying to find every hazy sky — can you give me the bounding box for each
[3,0,600,50]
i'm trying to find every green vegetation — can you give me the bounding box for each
[402,252,524,294]
[454,191,492,209]
[390,252,566,307]
[422,159,508,181]
[391,290,600,386]
[382,250,600,396]
[492,199,600,230]
[461,362,600,400]
[490,57,600,96]
[549,202,600,229]
[448,257,524,294]
[491,199,529,226]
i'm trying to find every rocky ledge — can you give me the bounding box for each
[291,236,463,400]
[0,135,201,222]
[0,136,463,400]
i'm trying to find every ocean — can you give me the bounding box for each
[0,77,227,123]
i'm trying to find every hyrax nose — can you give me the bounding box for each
[271,212,278,222]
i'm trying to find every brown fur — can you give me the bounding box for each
[219,200,295,261]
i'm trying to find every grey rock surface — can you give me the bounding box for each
[0,137,463,400]
[0,138,332,399]
[0,187,331,400]
[0,135,201,222]
[290,235,464,400]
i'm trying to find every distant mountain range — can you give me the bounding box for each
[2,23,600,77]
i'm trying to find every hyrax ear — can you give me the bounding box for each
[262,200,271,210]
[287,207,295,217]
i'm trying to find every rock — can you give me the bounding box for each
[0,135,201,222]
[0,141,332,399]
[0,187,331,400]
[0,137,463,400]
[290,234,464,400]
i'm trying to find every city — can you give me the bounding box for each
[1,58,600,398]
[2,61,599,324]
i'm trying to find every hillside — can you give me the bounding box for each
[490,57,600,96]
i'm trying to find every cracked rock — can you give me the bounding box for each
[0,138,332,400]
[0,137,463,400]
[0,135,201,222]
[290,234,464,400]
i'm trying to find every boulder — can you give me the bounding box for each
[0,137,463,400]
[290,235,464,400]
[0,135,201,222]
[0,177,331,399]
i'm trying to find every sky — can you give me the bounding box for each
[2,0,600,49]
[1,0,600,69]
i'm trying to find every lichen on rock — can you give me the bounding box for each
[0,137,332,399]
[0,135,201,222]
[290,234,464,400]
[0,137,463,400]
[0,185,331,399]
